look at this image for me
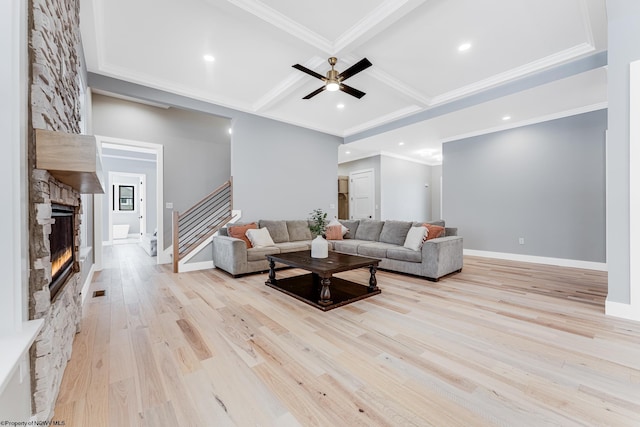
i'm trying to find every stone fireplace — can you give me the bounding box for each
[29,172,82,420]
[28,0,87,420]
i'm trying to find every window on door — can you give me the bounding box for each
[115,185,135,211]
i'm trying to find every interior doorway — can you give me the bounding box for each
[108,172,146,244]
[94,136,165,268]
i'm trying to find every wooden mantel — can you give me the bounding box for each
[35,129,105,194]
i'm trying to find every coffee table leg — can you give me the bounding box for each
[266,258,277,285]
[369,265,378,291]
[319,277,333,306]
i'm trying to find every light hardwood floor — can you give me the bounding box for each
[53,244,640,426]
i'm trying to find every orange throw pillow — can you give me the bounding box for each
[421,223,445,241]
[324,224,344,240]
[228,222,258,248]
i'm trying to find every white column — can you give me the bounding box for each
[628,60,640,320]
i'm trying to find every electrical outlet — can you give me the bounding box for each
[166,202,173,209]
[329,204,335,209]
[518,237,525,245]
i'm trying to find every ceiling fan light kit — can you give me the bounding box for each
[293,56,372,99]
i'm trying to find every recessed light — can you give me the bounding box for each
[337,103,345,109]
[345,151,351,154]
[398,142,405,146]
[228,128,233,134]
[203,54,215,62]
[458,43,472,52]
[502,115,511,121]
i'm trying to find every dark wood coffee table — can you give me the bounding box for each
[265,250,381,311]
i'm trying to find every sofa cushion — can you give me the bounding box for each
[403,226,427,251]
[331,239,364,255]
[325,225,343,240]
[247,246,280,261]
[379,220,413,245]
[276,241,310,253]
[387,246,422,263]
[357,242,397,258]
[421,223,445,240]
[259,220,290,243]
[354,220,384,241]
[414,220,445,228]
[246,228,275,248]
[328,218,348,235]
[286,220,312,242]
[339,220,359,239]
[227,222,258,248]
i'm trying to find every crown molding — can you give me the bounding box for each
[343,105,422,136]
[252,56,326,112]
[226,0,332,53]
[429,42,596,106]
[438,102,608,145]
[578,0,596,49]
[379,150,437,165]
[92,64,251,114]
[333,0,426,53]
[93,0,107,69]
[368,66,431,106]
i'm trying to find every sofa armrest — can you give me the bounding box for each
[212,235,248,275]
[444,227,457,236]
[421,236,464,280]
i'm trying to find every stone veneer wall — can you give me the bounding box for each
[28,0,85,420]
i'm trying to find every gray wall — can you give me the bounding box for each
[231,113,341,221]
[91,93,231,251]
[431,165,442,220]
[606,0,640,303]
[380,156,432,221]
[443,109,607,263]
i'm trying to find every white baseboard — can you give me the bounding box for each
[605,298,640,322]
[179,260,214,273]
[81,264,96,305]
[463,249,607,271]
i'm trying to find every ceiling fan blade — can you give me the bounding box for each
[292,64,325,81]
[338,58,372,81]
[303,86,326,99]
[340,83,366,99]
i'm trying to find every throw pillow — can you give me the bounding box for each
[245,227,275,248]
[228,222,258,248]
[325,224,344,240]
[403,226,428,251]
[328,218,348,236]
[421,223,445,240]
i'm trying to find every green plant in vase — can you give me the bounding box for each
[308,208,328,237]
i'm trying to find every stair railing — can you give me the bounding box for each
[172,177,233,272]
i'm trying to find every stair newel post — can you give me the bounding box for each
[173,210,180,273]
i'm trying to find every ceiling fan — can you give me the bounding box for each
[292,57,372,100]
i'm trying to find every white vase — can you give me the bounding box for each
[311,235,328,258]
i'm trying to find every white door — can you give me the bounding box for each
[349,169,375,219]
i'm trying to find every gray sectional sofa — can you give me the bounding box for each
[212,219,463,281]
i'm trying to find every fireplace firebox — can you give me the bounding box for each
[50,204,75,300]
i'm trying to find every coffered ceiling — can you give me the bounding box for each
[80,0,608,165]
